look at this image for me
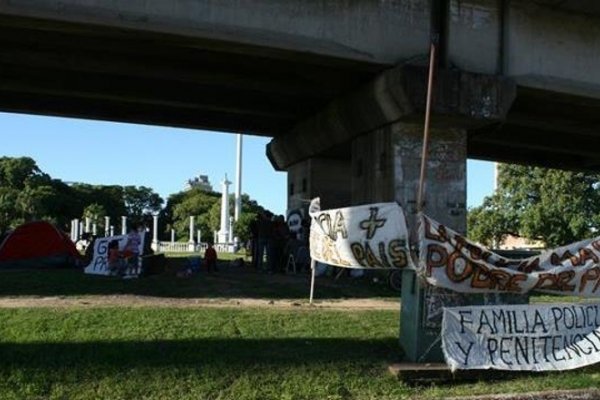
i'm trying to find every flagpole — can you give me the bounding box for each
[309,259,316,305]
[416,43,436,213]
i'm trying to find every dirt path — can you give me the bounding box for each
[0,295,399,311]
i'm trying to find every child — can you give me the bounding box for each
[107,240,125,275]
[204,242,217,273]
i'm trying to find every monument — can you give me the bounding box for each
[217,174,232,247]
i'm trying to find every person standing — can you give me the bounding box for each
[249,214,260,269]
[256,211,273,272]
[122,223,142,274]
[204,242,218,273]
[272,215,290,273]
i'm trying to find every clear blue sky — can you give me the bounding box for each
[1,112,495,213]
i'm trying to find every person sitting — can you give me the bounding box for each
[204,242,218,273]
[81,234,97,267]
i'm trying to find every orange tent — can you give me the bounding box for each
[0,221,80,268]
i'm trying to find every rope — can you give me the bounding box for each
[416,43,437,213]
[417,334,442,363]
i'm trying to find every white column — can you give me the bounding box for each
[121,216,127,235]
[213,230,217,244]
[218,174,232,244]
[188,216,195,243]
[85,217,91,233]
[70,220,76,241]
[235,134,243,222]
[188,216,195,251]
[197,229,201,244]
[110,225,114,236]
[229,216,234,243]
[152,214,159,251]
[171,229,175,243]
[494,162,499,191]
[92,223,97,236]
[75,220,81,240]
[104,216,110,237]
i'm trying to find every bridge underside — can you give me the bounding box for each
[470,85,600,171]
[0,14,382,136]
[1,12,599,172]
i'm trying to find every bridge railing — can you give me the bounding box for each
[156,242,208,253]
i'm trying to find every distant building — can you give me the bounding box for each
[498,234,545,251]
[185,174,213,192]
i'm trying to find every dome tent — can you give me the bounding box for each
[0,221,80,269]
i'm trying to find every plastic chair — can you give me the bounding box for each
[286,252,297,274]
[287,246,310,274]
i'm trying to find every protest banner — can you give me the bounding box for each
[84,234,144,277]
[308,198,413,269]
[420,214,600,297]
[443,303,600,371]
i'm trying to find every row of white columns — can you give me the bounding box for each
[70,215,126,241]
[150,215,203,250]
[71,214,211,248]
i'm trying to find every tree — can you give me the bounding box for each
[468,164,600,248]
[83,203,107,232]
[71,184,127,221]
[0,187,19,233]
[167,188,220,241]
[164,188,268,243]
[122,185,163,225]
[0,157,166,234]
[16,184,57,220]
[0,157,43,189]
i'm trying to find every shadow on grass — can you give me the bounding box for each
[0,337,400,368]
[0,267,399,300]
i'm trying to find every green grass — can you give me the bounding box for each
[0,307,402,400]
[1,307,599,400]
[1,263,600,399]
[0,266,397,300]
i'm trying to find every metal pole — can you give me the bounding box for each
[416,43,437,213]
[309,259,316,305]
[235,134,243,222]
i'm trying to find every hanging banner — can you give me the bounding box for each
[308,198,413,269]
[443,303,600,371]
[84,234,144,277]
[420,214,600,297]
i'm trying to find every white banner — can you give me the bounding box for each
[84,234,144,276]
[420,214,600,297]
[308,198,413,269]
[443,303,600,371]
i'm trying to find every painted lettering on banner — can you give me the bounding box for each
[309,198,413,269]
[84,234,144,276]
[443,304,600,371]
[420,214,600,297]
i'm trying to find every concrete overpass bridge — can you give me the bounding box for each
[1,0,599,215]
[2,0,600,363]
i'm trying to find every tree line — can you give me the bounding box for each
[468,164,600,248]
[0,157,268,242]
[14,156,593,249]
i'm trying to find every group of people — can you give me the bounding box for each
[107,223,144,276]
[249,211,309,273]
[97,213,308,276]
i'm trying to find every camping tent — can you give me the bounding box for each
[0,221,80,268]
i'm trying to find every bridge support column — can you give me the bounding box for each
[352,122,471,362]
[287,157,351,212]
